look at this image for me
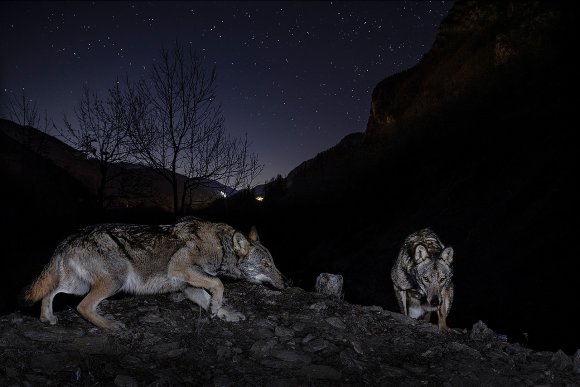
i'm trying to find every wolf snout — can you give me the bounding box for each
[430,298,440,307]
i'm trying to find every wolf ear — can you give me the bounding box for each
[441,247,454,265]
[414,245,429,263]
[249,226,259,242]
[233,232,250,258]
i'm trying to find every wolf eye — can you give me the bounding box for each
[439,277,447,283]
[422,276,430,282]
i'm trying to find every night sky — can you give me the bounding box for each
[0,1,453,183]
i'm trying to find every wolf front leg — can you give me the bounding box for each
[169,264,245,322]
[393,286,408,316]
[437,285,454,331]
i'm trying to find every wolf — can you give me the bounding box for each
[23,217,287,329]
[391,228,454,330]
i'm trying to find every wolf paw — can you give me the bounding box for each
[215,307,246,322]
[40,314,58,325]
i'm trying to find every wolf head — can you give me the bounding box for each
[412,244,454,307]
[233,227,286,289]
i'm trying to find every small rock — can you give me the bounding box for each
[574,349,580,374]
[315,273,343,299]
[309,302,328,312]
[169,292,186,302]
[469,320,495,341]
[274,326,294,339]
[340,350,365,370]
[351,340,364,355]
[292,323,305,332]
[325,317,346,329]
[299,364,341,380]
[301,333,315,344]
[162,348,187,358]
[272,349,312,363]
[250,339,277,358]
[446,341,481,358]
[551,349,572,371]
[114,374,138,387]
[303,338,329,353]
[216,346,231,360]
[365,305,384,313]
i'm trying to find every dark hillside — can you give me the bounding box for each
[203,1,579,353]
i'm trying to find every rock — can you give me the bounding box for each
[469,320,495,341]
[314,273,343,299]
[325,316,346,329]
[291,323,305,332]
[114,374,138,387]
[274,326,294,339]
[299,364,341,380]
[216,346,231,360]
[340,349,366,370]
[309,302,328,312]
[446,341,481,358]
[302,338,329,353]
[250,339,277,358]
[272,349,312,363]
[351,340,365,355]
[551,350,572,371]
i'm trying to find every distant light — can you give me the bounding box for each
[219,191,227,198]
[255,195,264,202]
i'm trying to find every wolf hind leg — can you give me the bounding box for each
[77,278,124,330]
[40,289,60,325]
[183,287,211,311]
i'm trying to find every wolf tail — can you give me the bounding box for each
[21,259,58,306]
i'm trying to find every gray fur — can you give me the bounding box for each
[391,228,454,330]
[25,216,286,329]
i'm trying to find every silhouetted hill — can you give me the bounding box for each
[205,0,579,354]
[0,119,231,211]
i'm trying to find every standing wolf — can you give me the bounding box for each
[391,228,454,330]
[23,217,286,329]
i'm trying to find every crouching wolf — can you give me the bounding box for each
[391,228,454,330]
[23,217,287,329]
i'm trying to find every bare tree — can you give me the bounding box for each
[131,42,262,215]
[181,111,262,210]
[61,81,140,209]
[3,90,53,154]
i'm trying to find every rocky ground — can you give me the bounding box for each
[1,282,579,386]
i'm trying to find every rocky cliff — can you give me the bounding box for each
[2,283,578,385]
[208,0,579,354]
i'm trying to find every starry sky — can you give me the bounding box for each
[0,1,453,184]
